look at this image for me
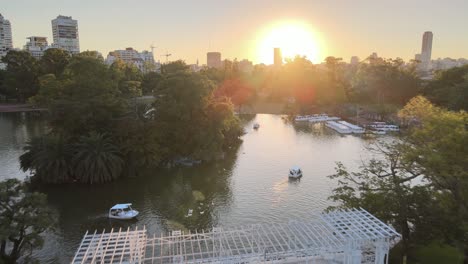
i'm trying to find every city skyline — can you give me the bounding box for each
[2,0,468,64]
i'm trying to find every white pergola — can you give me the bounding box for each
[72,208,400,264]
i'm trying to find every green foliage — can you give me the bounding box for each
[424,65,468,111]
[1,50,39,101]
[330,97,468,261]
[20,134,73,183]
[141,71,161,95]
[50,56,125,135]
[153,64,242,161]
[0,179,56,263]
[412,242,463,264]
[350,58,420,105]
[73,132,124,184]
[22,60,242,184]
[28,74,69,107]
[39,48,71,77]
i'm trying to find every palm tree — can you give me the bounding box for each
[20,135,73,183]
[72,132,124,184]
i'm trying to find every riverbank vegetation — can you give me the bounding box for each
[16,50,242,184]
[328,96,468,263]
[0,179,56,263]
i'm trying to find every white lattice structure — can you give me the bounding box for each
[72,208,400,264]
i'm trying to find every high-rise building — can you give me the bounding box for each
[24,36,49,59]
[274,48,282,66]
[0,13,13,60]
[421,31,433,64]
[51,15,80,54]
[207,52,221,68]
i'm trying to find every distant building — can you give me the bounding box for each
[274,48,282,66]
[350,56,359,65]
[105,47,157,72]
[24,36,49,59]
[207,52,221,68]
[0,13,13,68]
[431,57,468,71]
[238,59,253,73]
[414,54,421,62]
[51,15,80,54]
[421,31,433,65]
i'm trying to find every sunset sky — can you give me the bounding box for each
[3,0,468,64]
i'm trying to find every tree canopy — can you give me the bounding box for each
[328,96,468,262]
[0,179,56,263]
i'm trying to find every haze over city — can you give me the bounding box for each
[3,0,468,64]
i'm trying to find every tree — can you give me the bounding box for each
[1,50,39,102]
[350,58,420,105]
[0,179,56,263]
[141,71,161,95]
[39,48,71,77]
[19,134,73,184]
[153,63,242,161]
[214,78,254,111]
[28,74,70,107]
[75,50,104,61]
[423,65,468,111]
[73,132,124,184]
[109,59,143,98]
[399,96,468,260]
[327,141,431,261]
[329,96,468,262]
[49,56,125,136]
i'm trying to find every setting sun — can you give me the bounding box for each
[257,21,321,64]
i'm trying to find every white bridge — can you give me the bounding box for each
[72,208,400,264]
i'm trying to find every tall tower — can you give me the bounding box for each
[421,31,433,64]
[51,15,80,54]
[274,48,282,66]
[207,52,221,68]
[0,13,13,60]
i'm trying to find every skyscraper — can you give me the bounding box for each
[274,48,282,66]
[51,15,80,54]
[207,52,221,68]
[0,13,13,60]
[421,31,433,64]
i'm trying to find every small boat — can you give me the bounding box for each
[253,123,260,129]
[288,166,303,178]
[108,203,139,220]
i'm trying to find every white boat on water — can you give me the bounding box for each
[108,203,139,220]
[253,123,260,129]
[288,166,303,178]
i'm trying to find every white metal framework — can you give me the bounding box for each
[72,208,400,264]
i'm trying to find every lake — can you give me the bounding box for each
[0,112,384,263]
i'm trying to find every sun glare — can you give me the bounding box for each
[257,22,321,64]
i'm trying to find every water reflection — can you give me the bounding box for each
[0,112,48,180]
[35,142,240,262]
[0,113,389,263]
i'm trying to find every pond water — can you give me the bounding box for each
[0,113,385,263]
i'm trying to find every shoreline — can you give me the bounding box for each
[0,103,47,113]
